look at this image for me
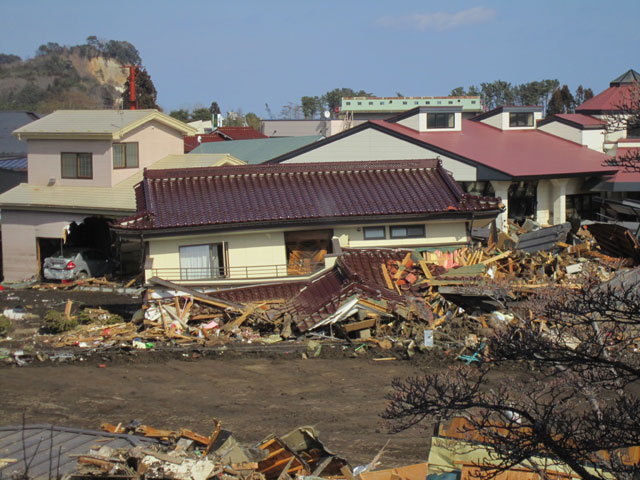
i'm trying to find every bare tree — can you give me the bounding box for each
[382,271,640,480]
[604,82,640,171]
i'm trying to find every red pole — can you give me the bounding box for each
[128,66,137,110]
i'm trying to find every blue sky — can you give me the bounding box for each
[2,0,639,117]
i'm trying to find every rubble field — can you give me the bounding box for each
[0,353,507,470]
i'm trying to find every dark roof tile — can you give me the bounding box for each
[117,160,502,232]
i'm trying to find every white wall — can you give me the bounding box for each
[280,128,478,181]
[538,121,605,152]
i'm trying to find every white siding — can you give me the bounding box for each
[280,128,477,181]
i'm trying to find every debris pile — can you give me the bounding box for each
[69,420,350,480]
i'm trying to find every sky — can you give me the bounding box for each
[2,0,640,117]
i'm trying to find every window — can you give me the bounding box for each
[426,101,431,105]
[346,101,351,105]
[380,101,385,105]
[402,101,407,105]
[427,113,455,129]
[113,142,139,169]
[179,243,225,280]
[448,100,453,104]
[390,225,425,239]
[363,226,386,240]
[509,112,534,127]
[61,153,92,179]
[628,122,640,138]
[471,100,476,104]
[369,101,373,105]
[437,100,442,104]
[414,101,419,105]
[357,101,362,105]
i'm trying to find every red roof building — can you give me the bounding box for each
[184,127,267,153]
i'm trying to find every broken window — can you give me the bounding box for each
[285,230,332,276]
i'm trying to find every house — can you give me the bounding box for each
[265,105,616,230]
[537,69,640,195]
[189,135,323,164]
[260,95,483,138]
[113,159,503,286]
[183,126,268,153]
[0,109,198,282]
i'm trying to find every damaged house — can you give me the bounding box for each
[0,109,197,282]
[113,159,503,286]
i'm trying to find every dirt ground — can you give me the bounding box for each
[0,287,445,469]
[0,354,445,469]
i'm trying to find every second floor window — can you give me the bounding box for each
[509,112,534,127]
[61,152,92,179]
[113,142,139,169]
[427,113,455,129]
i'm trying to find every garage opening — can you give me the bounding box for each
[284,229,333,275]
[40,216,142,280]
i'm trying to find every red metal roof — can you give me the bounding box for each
[554,114,605,127]
[184,127,268,153]
[372,119,615,179]
[117,160,502,232]
[575,84,637,113]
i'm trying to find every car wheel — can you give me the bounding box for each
[77,271,89,280]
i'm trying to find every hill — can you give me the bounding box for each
[0,37,141,113]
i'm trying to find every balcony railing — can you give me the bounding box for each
[150,262,325,282]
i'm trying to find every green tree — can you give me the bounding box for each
[546,88,565,117]
[321,88,373,118]
[479,80,516,110]
[0,53,21,65]
[560,84,576,113]
[280,102,302,119]
[36,42,63,57]
[245,112,261,131]
[169,109,190,122]
[102,40,141,65]
[122,68,158,109]
[575,85,594,107]
[209,102,221,115]
[301,96,320,119]
[190,107,212,122]
[449,86,466,96]
[223,108,245,127]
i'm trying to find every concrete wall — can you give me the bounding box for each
[1,209,87,281]
[479,111,542,131]
[27,139,112,187]
[280,128,478,181]
[397,112,462,132]
[145,219,474,283]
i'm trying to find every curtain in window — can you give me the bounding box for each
[77,153,92,178]
[126,143,139,167]
[61,153,77,177]
[113,144,125,168]
[179,244,222,280]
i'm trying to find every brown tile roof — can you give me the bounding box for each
[184,127,268,152]
[116,159,502,232]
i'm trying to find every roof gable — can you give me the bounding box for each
[14,109,196,140]
[117,160,502,232]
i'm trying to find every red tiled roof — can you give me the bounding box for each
[184,127,267,153]
[117,160,502,232]
[575,84,636,113]
[372,119,615,179]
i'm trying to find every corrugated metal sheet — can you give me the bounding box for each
[0,156,28,170]
[0,424,156,479]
